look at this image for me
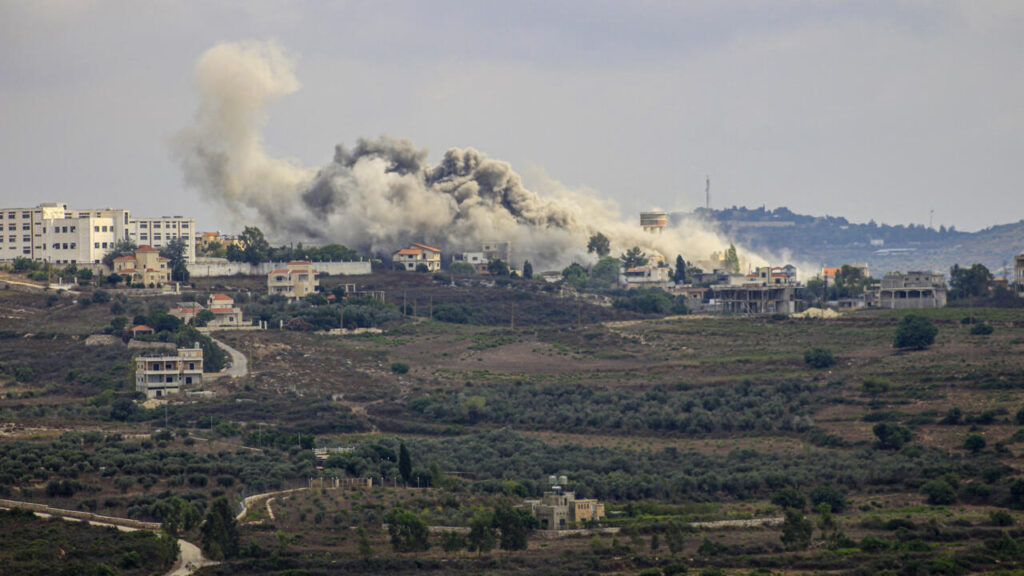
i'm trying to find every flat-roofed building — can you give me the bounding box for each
[135,346,203,399]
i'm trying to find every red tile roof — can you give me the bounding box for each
[210,308,235,314]
[113,256,136,262]
[136,245,158,253]
[132,325,154,332]
[269,269,290,275]
[210,293,232,300]
[288,260,313,266]
[395,248,421,256]
[202,232,218,237]
[410,242,441,252]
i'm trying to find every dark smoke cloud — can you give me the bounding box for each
[174,40,771,271]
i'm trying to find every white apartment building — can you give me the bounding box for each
[0,202,195,265]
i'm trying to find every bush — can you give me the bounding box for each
[964,434,986,453]
[990,510,1014,526]
[809,486,847,513]
[921,479,957,505]
[894,314,938,349]
[390,363,410,375]
[771,487,806,510]
[873,422,912,450]
[970,323,994,335]
[803,348,836,369]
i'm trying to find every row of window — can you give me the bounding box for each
[137,221,189,229]
[1,235,31,243]
[0,212,31,219]
[49,243,77,250]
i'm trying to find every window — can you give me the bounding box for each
[94,226,100,232]
[21,212,29,218]
[140,234,148,240]
[102,242,108,248]
[181,222,189,229]
[166,376,173,383]
[70,226,75,232]
[94,242,99,248]
[153,222,161,229]
[61,226,67,233]
[140,222,148,228]
[22,235,29,242]
[22,247,30,254]
[62,243,68,249]
[7,212,14,218]
[70,243,76,249]
[101,226,107,232]
[8,235,15,242]
[22,224,30,231]
[154,233,162,240]
[188,363,195,370]
[7,224,13,231]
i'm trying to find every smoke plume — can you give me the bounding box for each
[174,40,769,272]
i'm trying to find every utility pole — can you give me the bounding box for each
[403,290,407,317]
[705,175,710,210]
[510,300,515,330]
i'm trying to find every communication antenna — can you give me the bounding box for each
[929,209,934,230]
[705,175,710,210]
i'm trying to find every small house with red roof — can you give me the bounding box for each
[267,261,319,299]
[112,245,171,287]
[393,242,442,272]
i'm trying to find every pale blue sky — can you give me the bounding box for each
[2,1,1022,232]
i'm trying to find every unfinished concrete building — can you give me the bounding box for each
[710,284,797,314]
[878,271,947,309]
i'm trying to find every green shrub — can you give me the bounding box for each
[803,348,836,369]
[894,314,938,349]
[390,362,410,375]
[921,479,957,505]
[970,323,994,335]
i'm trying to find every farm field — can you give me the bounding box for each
[1,271,1024,575]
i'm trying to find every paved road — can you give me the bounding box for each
[210,337,248,378]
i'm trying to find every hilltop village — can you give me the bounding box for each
[1,200,1024,576]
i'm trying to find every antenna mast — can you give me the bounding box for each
[705,175,710,210]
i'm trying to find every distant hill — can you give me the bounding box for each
[672,206,1024,277]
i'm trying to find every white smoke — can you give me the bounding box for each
[174,40,775,272]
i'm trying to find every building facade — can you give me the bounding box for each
[878,271,947,309]
[0,202,194,265]
[522,489,606,530]
[393,242,442,271]
[112,245,171,287]
[135,346,203,399]
[268,261,320,299]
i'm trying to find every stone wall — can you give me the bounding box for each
[188,259,371,278]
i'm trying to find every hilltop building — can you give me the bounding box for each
[453,241,514,274]
[0,202,194,265]
[640,210,667,234]
[522,487,605,530]
[135,345,203,399]
[877,271,947,309]
[112,245,171,287]
[393,242,442,272]
[268,261,319,299]
[170,293,244,328]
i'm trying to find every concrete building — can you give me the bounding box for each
[112,245,171,287]
[268,261,319,299]
[169,293,244,328]
[135,346,203,399]
[481,241,512,264]
[711,284,798,314]
[522,488,605,530]
[878,271,947,309]
[621,265,670,289]
[640,210,668,234]
[0,202,194,265]
[1015,254,1024,296]
[393,242,442,272]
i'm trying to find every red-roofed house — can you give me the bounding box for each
[112,245,171,287]
[267,261,319,299]
[393,242,442,272]
[206,293,243,327]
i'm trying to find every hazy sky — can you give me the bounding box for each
[2,1,1022,232]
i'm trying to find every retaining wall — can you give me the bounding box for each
[188,260,371,278]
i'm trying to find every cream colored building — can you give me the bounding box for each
[112,245,171,287]
[393,242,442,272]
[268,261,319,299]
[522,489,605,530]
[135,346,203,399]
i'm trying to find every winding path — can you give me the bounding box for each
[209,336,248,378]
[0,498,217,576]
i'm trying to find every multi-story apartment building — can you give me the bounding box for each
[0,202,194,265]
[267,261,320,299]
[135,346,204,399]
[522,488,605,530]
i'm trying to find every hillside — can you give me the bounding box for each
[676,206,1024,275]
[0,274,1023,575]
